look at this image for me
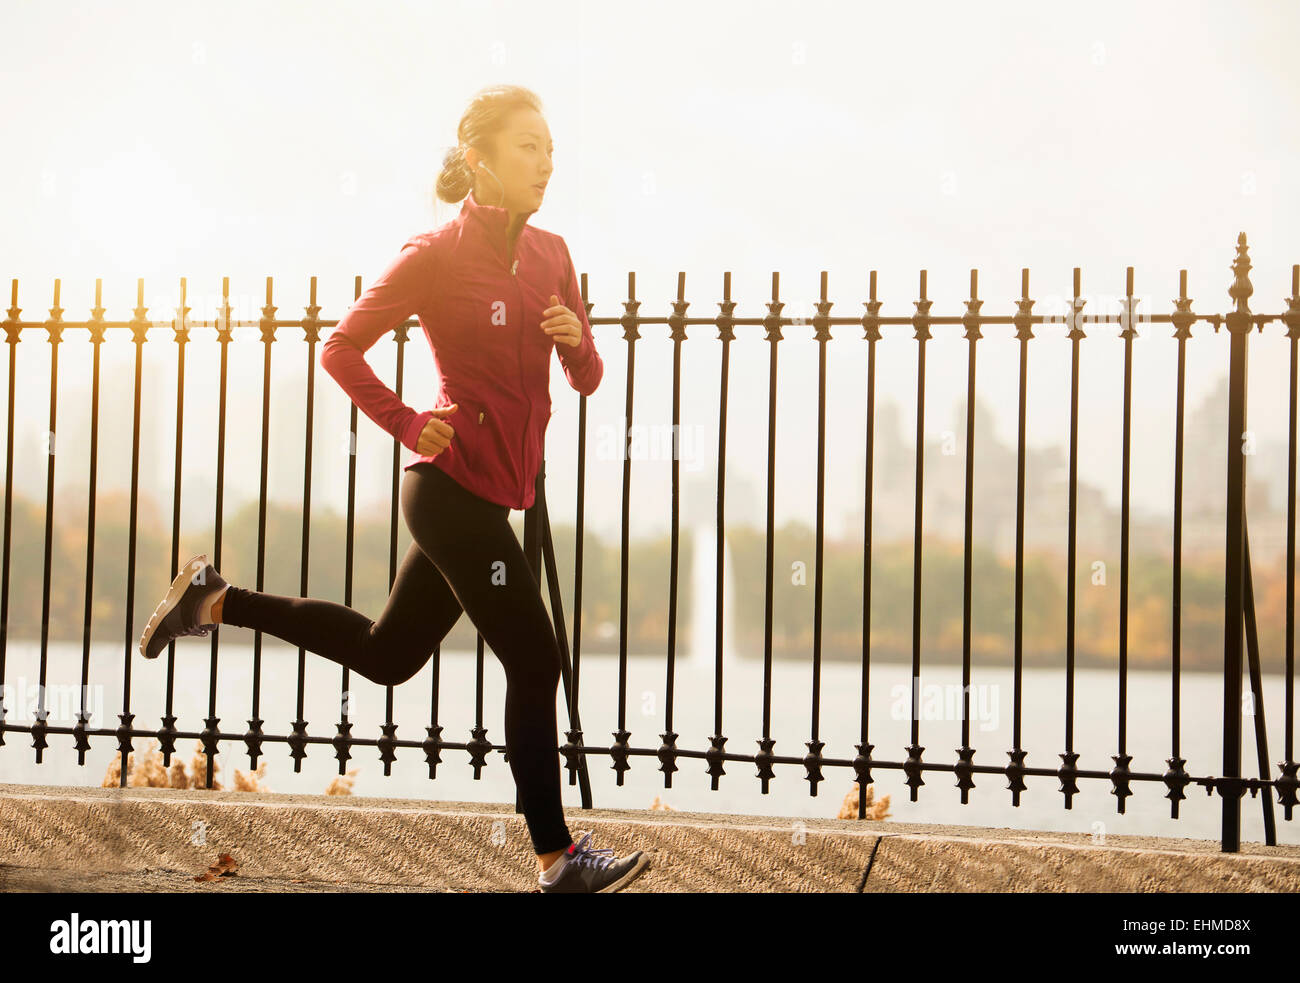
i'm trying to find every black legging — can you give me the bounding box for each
[219,460,573,856]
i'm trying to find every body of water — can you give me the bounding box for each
[1,635,1294,849]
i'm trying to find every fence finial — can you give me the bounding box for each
[1228,231,1253,312]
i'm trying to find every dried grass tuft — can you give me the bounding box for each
[837,782,891,821]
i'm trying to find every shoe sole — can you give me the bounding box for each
[139,554,207,659]
[597,852,652,893]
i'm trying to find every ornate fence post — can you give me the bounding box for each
[1220,232,1253,851]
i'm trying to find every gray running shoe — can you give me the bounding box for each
[538,831,651,893]
[138,553,229,660]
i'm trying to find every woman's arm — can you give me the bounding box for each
[556,239,603,397]
[321,236,437,452]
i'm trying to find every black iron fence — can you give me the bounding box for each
[1,232,1297,853]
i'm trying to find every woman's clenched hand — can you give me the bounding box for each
[541,294,582,348]
[416,403,459,456]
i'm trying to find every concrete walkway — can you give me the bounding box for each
[2,783,1298,892]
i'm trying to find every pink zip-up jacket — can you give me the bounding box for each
[320,189,603,511]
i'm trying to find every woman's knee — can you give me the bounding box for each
[371,660,425,688]
[358,622,432,688]
[486,622,560,687]
[511,637,563,690]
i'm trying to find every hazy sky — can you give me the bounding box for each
[2,0,1297,536]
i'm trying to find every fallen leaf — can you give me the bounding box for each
[194,852,239,881]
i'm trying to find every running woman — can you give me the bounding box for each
[138,84,651,894]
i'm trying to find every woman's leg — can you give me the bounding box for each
[399,463,574,858]
[219,533,464,688]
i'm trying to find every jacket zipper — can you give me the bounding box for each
[505,229,530,506]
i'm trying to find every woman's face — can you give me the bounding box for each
[466,108,554,214]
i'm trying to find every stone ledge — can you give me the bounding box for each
[1,783,1297,892]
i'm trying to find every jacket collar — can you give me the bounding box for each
[460,188,537,259]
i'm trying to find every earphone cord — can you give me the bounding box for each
[477,161,506,208]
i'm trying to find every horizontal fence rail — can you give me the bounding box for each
[1,232,1297,853]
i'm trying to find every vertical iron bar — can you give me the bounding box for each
[381,300,410,776]
[1221,233,1253,851]
[247,278,276,767]
[118,280,148,785]
[160,278,190,766]
[36,279,64,763]
[336,275,361,777]
[757,272,783,793]
[611,272,640,785]
[562,269,594,807]
[660,271,688,788]
[707,272,735,793]
[905,270,932,801]
[292,277,322,773]
[1112,267,1139,812]
[76,280,106,765]
[1061,268,1085,807]
[1167,269,1195,814]
[957,269,983,804]
[1007,270,1035,803]
[424,637,444,780]
[854,271,882,818]
[203,277,233,789]
[806,271,832,796]
[1281,264,1300,818]
[470,630,487,778]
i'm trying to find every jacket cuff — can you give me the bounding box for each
[565,331,595,367]
[401,409,435,452]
